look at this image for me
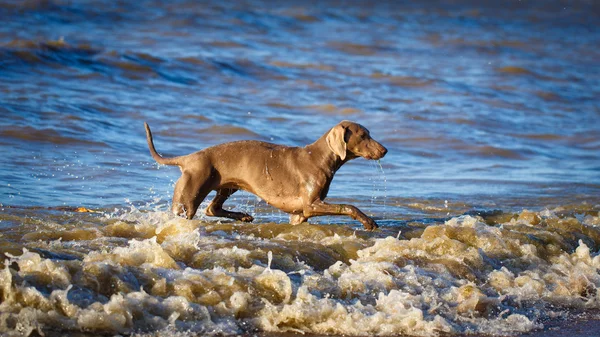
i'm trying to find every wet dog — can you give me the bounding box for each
[144,121,387,230]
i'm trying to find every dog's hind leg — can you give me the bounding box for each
[171,173,189,217]
[206,188,254,222]
[172,170,211,220]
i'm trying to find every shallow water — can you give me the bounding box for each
[1,0,599,336]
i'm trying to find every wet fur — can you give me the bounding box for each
[144,121,387,230]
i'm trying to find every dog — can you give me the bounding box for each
[144,120,387,230]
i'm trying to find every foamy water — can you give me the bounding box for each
[1,205,600,336]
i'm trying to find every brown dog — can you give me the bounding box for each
[144,121,387,230]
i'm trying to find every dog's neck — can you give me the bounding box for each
[305,135,351,176]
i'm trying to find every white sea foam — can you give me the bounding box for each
[1,208,600,336]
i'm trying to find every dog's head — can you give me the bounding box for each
[326,121,387,161]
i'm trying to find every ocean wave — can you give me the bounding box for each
[0,38,282,84]
[1,206,600,336]
[0,126,109,147]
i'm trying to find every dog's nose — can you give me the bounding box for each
[380,145,388,157]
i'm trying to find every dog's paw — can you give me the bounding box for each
[362,217,379,231]
[240,214,254,222]
[289,214,307,225]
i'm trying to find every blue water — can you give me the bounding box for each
[1,1,599,215]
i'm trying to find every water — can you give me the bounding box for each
[1,0,599,336]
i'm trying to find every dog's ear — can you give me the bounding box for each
[326,125,347,160]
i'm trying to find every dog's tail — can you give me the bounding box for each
[144,122,180,166]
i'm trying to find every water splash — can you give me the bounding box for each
[2,206,600,336]
[266,250,273,272]
[377,159,387,217]
[369,159,388,221]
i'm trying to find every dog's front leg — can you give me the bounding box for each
[302,200,378,230]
